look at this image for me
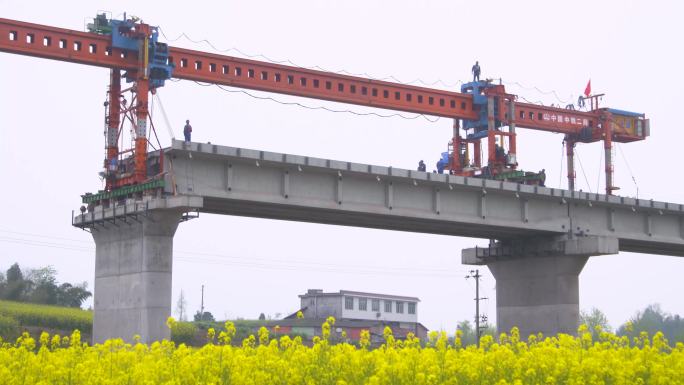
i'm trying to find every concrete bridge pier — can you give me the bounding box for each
[73,197,201,344]
[462,235,619,338]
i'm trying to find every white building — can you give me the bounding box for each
[299,289,419,323]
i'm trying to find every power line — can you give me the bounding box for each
[502,81,573,105]
[574,147,592,193]
[616,143,640,198]
[157,27,464,89]
[0,228,91,243]
[0,232,469,279]
[182,80,442,123]
[157,27,578,105]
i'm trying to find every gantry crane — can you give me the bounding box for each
[0,14,649,204]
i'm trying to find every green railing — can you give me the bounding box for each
[81,179,165,204]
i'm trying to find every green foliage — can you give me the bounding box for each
[169,321,197,345]
[456,319,496,346]
[0,300,92,333]
[581,307,612,339]
[0,314,19,340]
[618,304,684,343]
[0,263,91,307]
[193,310,215,322]
[1,263,28,301]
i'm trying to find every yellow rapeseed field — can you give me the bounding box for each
[0,317,682,385]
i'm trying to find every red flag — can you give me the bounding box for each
[584,79,591,97]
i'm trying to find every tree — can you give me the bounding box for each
[0,263,91,307]
[6,263,23,282]
[618,304,684,344]
[194,311,215,322]
[175,290,188,321]
[25,266,59,305]
[580,307,612,339]
[457,320,476,346]
[2,263,28,301]
[55,282,92,307]
[258,313,266,321]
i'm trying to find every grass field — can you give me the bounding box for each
[0,300,92,335]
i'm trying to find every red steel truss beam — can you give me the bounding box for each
[510,102,643,142]
[0,17,645,143]
[0,18,478,119]
[510,102,598,136]
[167,47,478,119]
[0,18,137,70]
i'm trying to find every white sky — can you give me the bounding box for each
[1,0,682,332]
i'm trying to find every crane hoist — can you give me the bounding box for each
[0,14,649,205]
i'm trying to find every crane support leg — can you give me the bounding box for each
[451,119,462,171]
[134,79,149,183]
[603,112,614,195]
[487,96,496,165]
[105,70,121,191]
[566,138,575,191]
[474,140,482,168]
[508,99,517,159]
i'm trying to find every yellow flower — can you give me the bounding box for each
[258,326,269,345]
[359,329,371,349]
[0,322,680,384]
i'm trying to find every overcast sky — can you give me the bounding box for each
[1,0,682,332]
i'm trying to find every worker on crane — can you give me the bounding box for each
[577,95,586,110]
[183,120,193,142]
[472,61,481,82]
[495,144,506,162]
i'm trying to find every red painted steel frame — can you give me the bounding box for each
[0,17,646,195]
[0,18,137,70]
[511,102,598,136]
[167,46,479,120]
[0,17,645,143]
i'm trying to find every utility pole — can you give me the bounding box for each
[200,284,205,321]
[466,269,488,347]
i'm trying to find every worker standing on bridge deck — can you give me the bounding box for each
[418,160,426,172]
[472,61,481,82]
[539,169,546,187]
[183,120,192,142]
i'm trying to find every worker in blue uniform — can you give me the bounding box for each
[183,120,192,142]
[472,61,481,82]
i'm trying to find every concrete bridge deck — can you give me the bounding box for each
[73,140,684,342]
[163,140,684,256]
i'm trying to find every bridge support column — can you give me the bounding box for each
[488,254,587,337]
[91,210,181,344]
[462,236,618,338]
